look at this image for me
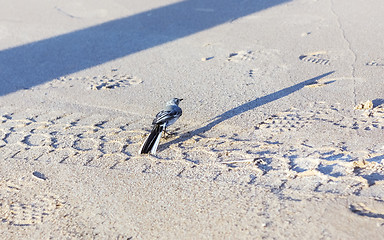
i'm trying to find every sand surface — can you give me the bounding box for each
[1,0,384,239]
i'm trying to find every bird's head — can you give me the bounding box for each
[168,98,183,105]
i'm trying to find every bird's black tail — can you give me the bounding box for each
[139,124,164,154]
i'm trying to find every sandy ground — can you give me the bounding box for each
[1,0,384,239]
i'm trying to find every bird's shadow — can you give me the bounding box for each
[159,71,335,152]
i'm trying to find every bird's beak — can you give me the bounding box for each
[179,98,183,101]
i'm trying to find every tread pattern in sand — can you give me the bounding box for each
[1,103,384,198]
[0,180,63,226]
[227,50,256,62]
[36,73,142,90]
[89,75,143,90]
[299,52,330,65]
[223,48,286,82]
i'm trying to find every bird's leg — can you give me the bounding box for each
[163,127,180,139]
[163,127,177,139]
[162,127,169,139]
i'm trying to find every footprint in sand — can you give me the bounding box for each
[89,74,143,90]
[299,51,330,65]
[227,50,256,62]
[0,110,144,168]
[0,180,64,226]
[38,72,143,90]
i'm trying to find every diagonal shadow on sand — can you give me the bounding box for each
[160,71,335,151]
[0,0,290,96]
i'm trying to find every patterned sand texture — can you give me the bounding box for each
[1,101,383,200]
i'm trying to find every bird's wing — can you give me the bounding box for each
[153,108,182,125]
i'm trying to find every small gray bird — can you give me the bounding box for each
[139,98,183,154]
